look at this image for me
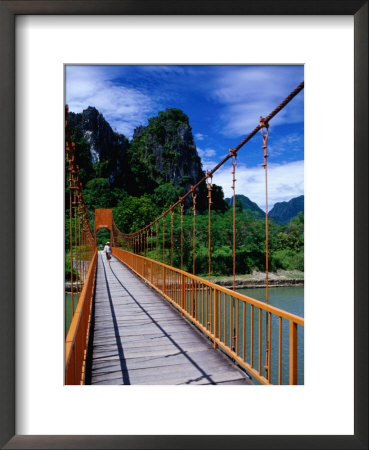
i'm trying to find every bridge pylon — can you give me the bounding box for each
[95,209,113,246]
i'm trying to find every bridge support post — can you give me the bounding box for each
[181,273,185,317]
[289,321,298,385]
[163,266,166,294]
[213,290,218,349]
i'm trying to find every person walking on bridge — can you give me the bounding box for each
[104,241,112,261]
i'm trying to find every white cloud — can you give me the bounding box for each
[212,160,304,210]
[197,147,216,159]
[197,147,218,171]
[195,133,205,141]
[211,66,304,136]
[205,148,216,157]
[268,132,304,158]
[65,66,156,137]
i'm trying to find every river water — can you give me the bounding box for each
[65,293,77,336]
[236,286,304,385]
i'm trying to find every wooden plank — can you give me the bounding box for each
[90,360,238,382]
[87,252,252,385]
[91,368,251,386]
[91,349,237,373]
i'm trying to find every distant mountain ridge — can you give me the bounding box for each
[225,194,264,217]
[269,195,304,224]
[225,194,304,224]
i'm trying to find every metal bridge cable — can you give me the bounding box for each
[191,186,197,275]
[73,174,78,297]
[122,81,304,237]
[207,173,213,281]
[260,119,270,305]
[146,230,148,256]
[81,225,85,282]
[231,152,237,291]
[156,221,159,261]
[69,181,74,315]
[260,117,271,382]
[111,219,115,247]
[84,225,86,282]
[230,151,237,352]
[206,174,213,331]
[180,201,184,270]
[77,202,81,294]
[170,210,174,267]
[162,216,165,263]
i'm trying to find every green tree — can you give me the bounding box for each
[96,229,111,247]
[113,196,159,233]
[151,182,185,212]
[211,184,229,213]
[83,178,126,210]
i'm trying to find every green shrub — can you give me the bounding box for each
[65,255,79,281]
[270,249,304,271]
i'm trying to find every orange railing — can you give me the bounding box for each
[113,248,304,385]
[65,250,97,384]
[65,104,97,384]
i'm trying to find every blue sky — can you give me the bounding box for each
[66,65,304,210]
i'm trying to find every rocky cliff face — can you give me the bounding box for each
[130,108,204,193]
[68,107,129,187]
[69,107,205,197]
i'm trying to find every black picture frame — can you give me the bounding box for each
[0,1,367,449]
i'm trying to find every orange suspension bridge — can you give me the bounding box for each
[65,81,305,386]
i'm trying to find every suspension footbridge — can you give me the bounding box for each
[65,82,305,386]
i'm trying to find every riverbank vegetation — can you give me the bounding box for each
[118,203,304,276]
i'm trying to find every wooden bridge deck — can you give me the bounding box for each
[85,252,252,385]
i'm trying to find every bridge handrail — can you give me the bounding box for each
[65,250,97,384]
[121,250,303,326]
[112,248,304,385]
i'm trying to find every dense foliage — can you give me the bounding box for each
[141,207,304,276]
[96,229,111,247]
